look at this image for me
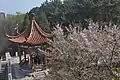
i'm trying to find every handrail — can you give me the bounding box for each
[6,52,12,80]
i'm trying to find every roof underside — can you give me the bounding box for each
[6,19,52,45]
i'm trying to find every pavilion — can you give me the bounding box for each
[6,16,53,71]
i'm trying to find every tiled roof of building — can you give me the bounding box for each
[6,18,52,45]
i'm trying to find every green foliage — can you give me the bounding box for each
[29,7,51,32]
[7,12,26,35]
[112,67,120,80]
[8,12,25,22]
[28,0,65,32]
[63,0,120,23]
[28,0,120,25]
[19,12,30,33]
[7,0,120,34]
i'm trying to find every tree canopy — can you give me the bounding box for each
[28,0,120,24]
[7,0,120,34]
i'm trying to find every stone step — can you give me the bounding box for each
[0,73,6,80]
[31,71,46,80]
[0,64,7,80]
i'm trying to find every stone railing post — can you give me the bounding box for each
[6,52,12,80]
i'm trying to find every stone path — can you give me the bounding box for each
[11,57,34,80]
[11,57,48,80]
[0,60,7,80]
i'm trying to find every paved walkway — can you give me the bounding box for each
[11,57,48,80]
[0,60,7,80]
[11,57,34,80]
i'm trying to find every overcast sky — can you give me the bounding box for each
[0,0,46,14]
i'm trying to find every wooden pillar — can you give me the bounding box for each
[28,48,33,72]
[31,54,34,71]
[29,54,32,70]
[18,45,22,64]
[44,49,47,69]
[44,49,50,69]
[23,50,26,62]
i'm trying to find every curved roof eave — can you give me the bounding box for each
[7,17,53,45]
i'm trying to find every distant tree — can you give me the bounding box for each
[7,12,26,35]
[19,12,30,33]
[28,0,120,25]
[16,12,22,15]
[29,6,51,32]
[0,19,10,56]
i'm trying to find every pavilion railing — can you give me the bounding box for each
[6,52,12,80]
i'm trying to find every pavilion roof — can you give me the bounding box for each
[6,18,52,45]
